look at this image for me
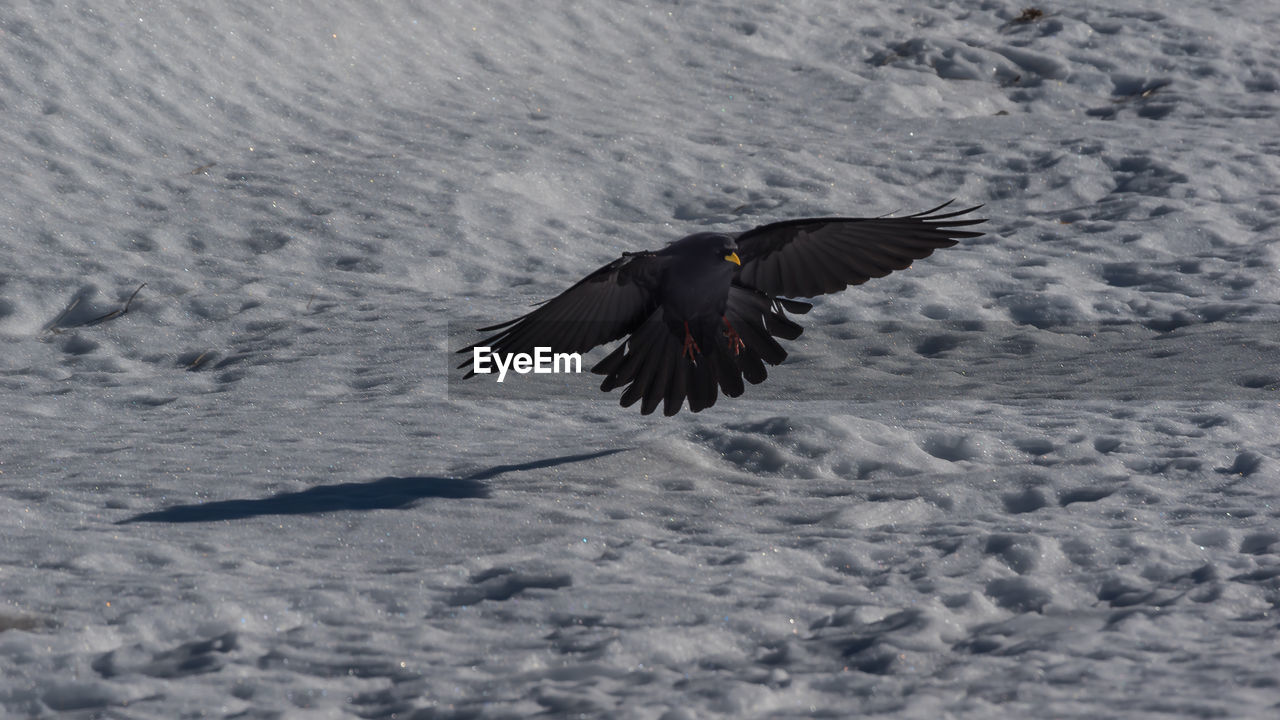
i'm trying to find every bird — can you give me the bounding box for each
[458,201,985,415]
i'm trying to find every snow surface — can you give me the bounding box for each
[2,1,1280,717]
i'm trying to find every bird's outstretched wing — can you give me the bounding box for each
[734,201,985,298]
[456,252,670,377]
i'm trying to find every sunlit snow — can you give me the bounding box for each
[2,1,1279,717]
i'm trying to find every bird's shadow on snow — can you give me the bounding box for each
[116,449,627,524]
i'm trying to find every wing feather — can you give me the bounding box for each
[734,201,984,298]
[457,252,669,377]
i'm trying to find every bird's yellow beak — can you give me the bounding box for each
[724,252,741,266]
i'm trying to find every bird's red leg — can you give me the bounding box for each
[722,316,745,355]
[681,321,702,363]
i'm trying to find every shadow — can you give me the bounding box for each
[117,449,627,524]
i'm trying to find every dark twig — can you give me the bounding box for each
[84,283,146,326]
[45,297,82,334]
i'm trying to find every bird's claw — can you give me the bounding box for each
[682,322,702,363]
[722,317,744,355]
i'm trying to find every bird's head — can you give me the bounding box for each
[665,232,740,266]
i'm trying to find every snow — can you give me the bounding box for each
[2,0,1279,717]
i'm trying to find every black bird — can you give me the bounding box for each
[458,201,985,415]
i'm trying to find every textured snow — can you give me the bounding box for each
[2,1,1280,718]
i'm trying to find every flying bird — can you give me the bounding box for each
[458,201,985,415]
